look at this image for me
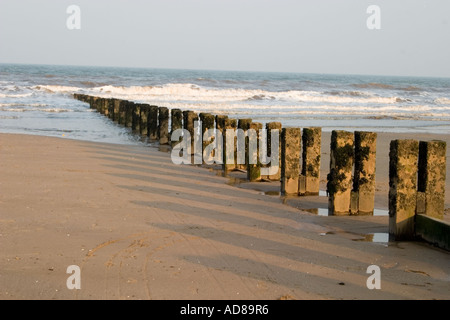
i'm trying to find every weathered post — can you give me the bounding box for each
[171,108,183,148]
[215,115,228,165]
[183,110,198,154]
[124,101,134,128]
[158,107,169,145]
[263,122,282,181]
[215,115,228,134]
[107,98,114,120]
[280,128,301,195]
[417,140,446,219]
[139,104,149,136]
[353,131,377,214]
[301,127,322,195]
[223,118,237,173]
[237,119,252,170]
[199,113,215,162]
[90,96,98,111]
[97,98,106,115]
[132,103,141,132]
[327,130,354,215]
[112,99,121,123]
[146,105,158,140]
[118,100,127,126]
[389,139,419,240]
[102,98,109,117]
[247,122,263,181]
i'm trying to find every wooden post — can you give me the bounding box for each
[158,107,169,145]
[148,105,159,140]
[301,127,322,195]
[223,118,237,173]
[183,110,198,154]
[171,108,183,148]
[327,130,354,215]
[353,131,377,214]
[389,139,419,240]
[247,122,263,181]
[418,140,446,219]
[281,128,301,195]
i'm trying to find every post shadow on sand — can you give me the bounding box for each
[179,253,405,300]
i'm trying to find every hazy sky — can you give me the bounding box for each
[1,0,449,77]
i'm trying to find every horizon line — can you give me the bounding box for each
[1,61,450,80]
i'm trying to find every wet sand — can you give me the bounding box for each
[0,132,449,300]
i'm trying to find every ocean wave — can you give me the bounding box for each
[85,83,403,105]
[32,85,82,93]
[1,82,416,107]
[435,97,450,105]
[325,90,370,97]
[0,103,49,108]
[78,81,108,88]
[0,92,33,98]
[245,94,276,101]
[352,82,395,89]
[1,106,72,113]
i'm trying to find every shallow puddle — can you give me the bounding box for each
[352,232,390,243]
[303,207,388,217]
[320,231,390,244]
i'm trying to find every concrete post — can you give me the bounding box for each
[301,127,322,195]
[90,96,98,110]
[388,139,419,240]
[418,140,446,219]
[102,98,109,117]
[112,99,121,123]
[171,108,183,148]
[199,113,215,162]
[281,128,301,195]
[98,98,106,115]
[353,131,377,215]
[215,115,228,165]
[183,110,198,154]
[139,104,149,136]
[107,99,114,119]
[215,115,228,134]
[327,130,354,215]
[132,104,141,132]
[124,101,134,128]
[223,118,237,173]
[237,119,252,170]
[158,107,169,145]
[263,122,282,181]
[247,122,263,181]
[118,100,127,126]
[148,105,159,141]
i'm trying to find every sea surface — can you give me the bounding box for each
[1,63,450,145]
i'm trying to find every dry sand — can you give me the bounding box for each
[0,132,449,300]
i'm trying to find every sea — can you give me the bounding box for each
[1,63,450,145]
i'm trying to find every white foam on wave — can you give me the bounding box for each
[0,92,33,98]
[0,103,49,108]
[435,97,450,105]
[127,101,450,121]
[32,85,82,93]
[86,83,403,105]
[1,106,72,113]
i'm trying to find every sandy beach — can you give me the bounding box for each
[0,132,449,300]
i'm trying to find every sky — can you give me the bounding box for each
[0,0,450,77]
